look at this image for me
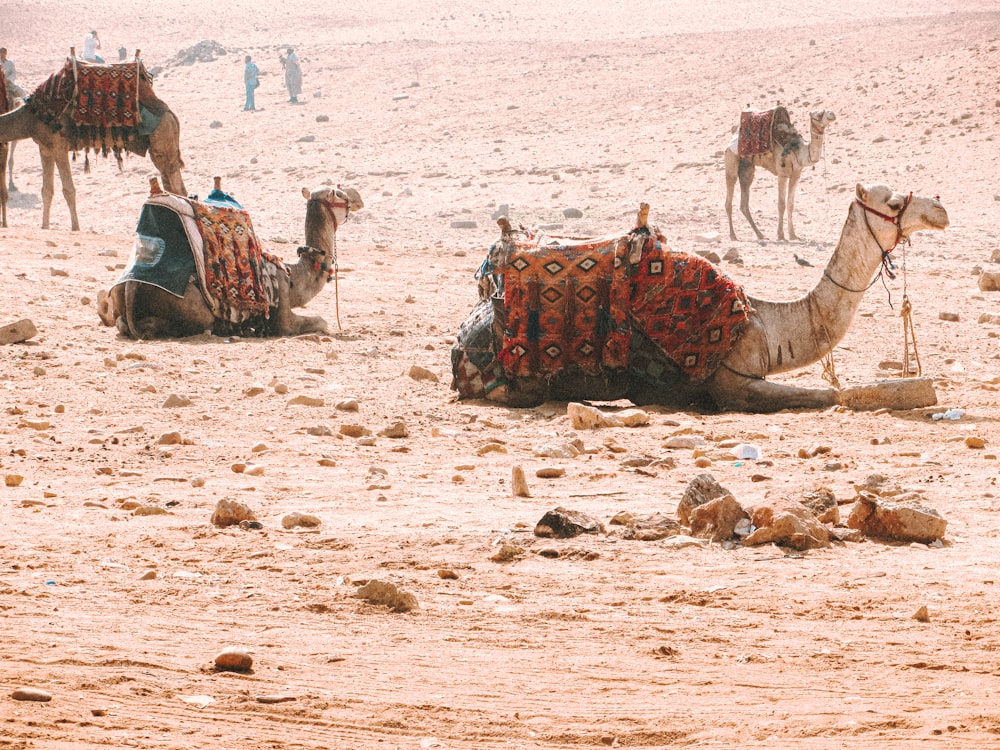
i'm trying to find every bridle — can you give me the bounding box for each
[300,188,352,329]
[822,191,913,295]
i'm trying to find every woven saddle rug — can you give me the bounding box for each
[737,105,793,158]
[27,60,167,155]
[115,190,286,324]
[629,241,751,382]
[0,68,10,115]
[498,232,632,378]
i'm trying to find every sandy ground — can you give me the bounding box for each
[2,2,1000,747]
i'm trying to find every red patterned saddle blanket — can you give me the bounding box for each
[738,105,792,158]
[498,233,633,378]
[0,68,10,115]
[629,245,751,382]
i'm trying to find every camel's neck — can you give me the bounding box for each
[746,202,890,374]
[287,255,329,308]
[0,105,40,142]
[803,124,826,167]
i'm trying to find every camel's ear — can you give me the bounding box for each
[855,183,868,203]
[301,187,311,200]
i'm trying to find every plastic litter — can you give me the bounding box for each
[931,408,965,421]
[731,443,761,460]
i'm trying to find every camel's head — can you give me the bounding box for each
[809,110,836,131]
[855,183,949,243]
[301,184,364,236]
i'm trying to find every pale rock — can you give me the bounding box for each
[307,424,333,436]
[133,506,168,516]
[477,442,506,456]
[619,513,681,541]
[274,383,289,394]
[847,491,947,543]
[243,385,266,397]
[617,408,650,427]
[665,435,706,450]
[244,464,265,476]
[211,498,257,527]
[491,544,525,562]
[511,465,531,497]
[533,442,578,459]
[355,579,418,612]
[140,569,157,580]
[162,394,192,408]
[5,474,24,487]
[661,535,707,549]
[282,512,322,529]
[336,398,360,412]
[214,646,253,672]
[340,424,372,438]
[157,431,183,445]
[567,402,622,429]
[0,319,38,345]
[11,687,52,702]
[379,420,409,438]
[358,436,377,446]
[676,473,732,526]
[978,271,1000,291]
[288,395,324,407]
[688,495,748,542]
[694,231,722,244]
[938,311,960,322]
[535,467,565,478]
[744,497,831,550]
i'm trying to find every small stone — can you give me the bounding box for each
[491,544,524,563]
[534,507,604,538]
[535,467,565,478]
[688,495,748,542]
[966,436,986,449]
[282,512,322,529]
[0,319,38,344]
[214,646,253,672]
[288,395,324,407]
[511,465,530,497]
[139,569,157,580]
[694,231,722,244]
[162,394,192,408]
[978,271,1000,292]
[157,431,183,445]
[339,424,371,438]
[378,420,409,439]
[938,312,960,322]
[133,506,168,516]
[676,473,732,526]
[244,464,265,476]
[256,694,298,704]
[274,383,289,394]
[358,436,376,446]
[355,580,418,612]
[562,207,584,218]
[617,408,650,427]
[408,365,439,382]
[567,402,622,429]
[5,474,24,487]
[251,442,268,453]
[437,569,459,580]
[306,424,332,436]
[533,443,578,459]
[335,398,360,412]
[450,220,478,229]
[694,456,712,468]
[913,605,930,623]
[211,498,257,527]
[477,442,507,456]
[191,476,207,488]
[243,385,266,397]
[665,435,705,450]
[11,687,52,702]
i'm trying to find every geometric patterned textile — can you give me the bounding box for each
[629,245,751,382]
[451,299,506,399]
[0,67,10,115]
[738,105,792,158]
[191,201,274,321]
[72,62,141,129]
[498,234,631,378]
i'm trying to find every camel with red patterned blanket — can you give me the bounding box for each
[0,57,185,230]
[725,108,836,241]
[97,180,363,339]
[453,184,948,413]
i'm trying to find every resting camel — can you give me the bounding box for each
[98,183,363,339]
[0,59,186,231]
[453,183,949,413]
[725,109,836,242]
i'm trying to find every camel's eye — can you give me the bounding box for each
[887,198,903,212]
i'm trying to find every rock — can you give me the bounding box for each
[695,250,721,263]
[979,313,1000,325]
[288,395,324,407]
[297,135,316,143]
[243,385,266,397]
[978,271,1000,291]
[5,474,24,487]
[511,465,531,497]
[693,456,712,468]
[378,420,409,438]
[838,377,937,411]
[661,535,707,549]
[798,487,840,524]
[620,513,681,541]
[913,605,930,623]
[664,435,705,449]
[11,687,52,702]
[533,442,578,459]
[0,319,38,344]
[355,580,418,612]
[938,311,960,322]
[408,365,439,382]
[450,220,478,229]
[966,436,986,449]
[688,495,748,542]
[214,646,253,672]
[562,207,584,218]
[316,114,330,123]
[256,694,298,704]
[744,496,831,550]
[139,569,157,580]
[567,402,622,429]
[244,464,265,476]
[491,544,525,562]
[157,431,183,445]
[307,424,333,436]
[339,424,371,438]
[211,498,257,528]
[616,408,650,427]
[335,398,360,412]
[534,507,604,538]
[133,506,168,516]
[676,473,732,526]
[535,467,565,478]
[847,491,947,543]
[476,442,506,456]
[281,512,321,529]
[437,569,459,580]
[162,393,192,408]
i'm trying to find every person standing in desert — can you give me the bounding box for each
[280,47,302,104]
[243,54,260,111]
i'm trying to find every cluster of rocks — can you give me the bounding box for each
[168,40,227,67]
[529,472,947,552]
[210,499,320,533]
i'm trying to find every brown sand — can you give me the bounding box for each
[2,2,1000,747]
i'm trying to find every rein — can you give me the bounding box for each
[305,192,351,330]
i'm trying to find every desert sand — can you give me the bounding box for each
[2,1,1000,747]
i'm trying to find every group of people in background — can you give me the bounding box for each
[243,47,302,112]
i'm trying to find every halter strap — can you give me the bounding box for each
[854,191,911,253]
[309,194,350,232]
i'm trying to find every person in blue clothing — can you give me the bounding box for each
[243,55,259,111]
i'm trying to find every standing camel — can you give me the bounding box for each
[0,58,185,231]
[725,109,836,241]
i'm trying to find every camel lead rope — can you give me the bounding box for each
[821,351,841,390]
[332,233,341,331]
[901,294,921,377]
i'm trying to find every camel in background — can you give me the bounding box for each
[725,109,836,241]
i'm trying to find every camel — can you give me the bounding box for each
[725,109,836,242]
[452,183,949,413]
[97,182,363,339]
[0,58,186,231]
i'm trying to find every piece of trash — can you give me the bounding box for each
[44,580,57,586]
[731,444,761,460]
[178,694,215,709]
[931,408,965,421]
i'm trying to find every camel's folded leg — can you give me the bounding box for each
[708,367,837,413]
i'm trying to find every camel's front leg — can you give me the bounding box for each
[786,171,801,241]
[708,366,837,413]
[737,159,764,240]
[275,309,329,337]
[54,150,80,231]
[39,149,55,230]
[41,146,79,231]
[776,175,789,241]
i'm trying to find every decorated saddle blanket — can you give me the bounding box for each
[451,299,506,399]
[114,190,287,324]
[0,68,10,115]
[27,60,166,155]
[629,242,750,382]
[495,232,633,378]
[737,105,792,158]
